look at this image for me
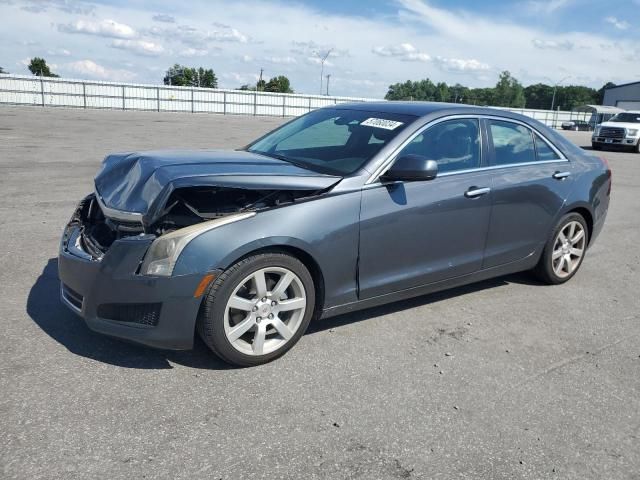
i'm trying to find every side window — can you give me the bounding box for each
[489,121,536,166]
[398,119,481,174]
[534,134,561,161]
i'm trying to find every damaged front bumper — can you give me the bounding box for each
[58,197,218,350]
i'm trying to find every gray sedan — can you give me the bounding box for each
[58,103,611,366]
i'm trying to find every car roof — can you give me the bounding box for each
[331,101,535,122]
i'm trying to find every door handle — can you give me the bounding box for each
[464,187,491,198]
[553,171,571,180]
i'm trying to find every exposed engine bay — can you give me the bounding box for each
[73,187,321,259]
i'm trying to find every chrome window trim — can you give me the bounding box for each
[366,114,568,184]
[95,190,144,223]
[362,158,569,191]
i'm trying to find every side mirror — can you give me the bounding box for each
[381,154,438,182]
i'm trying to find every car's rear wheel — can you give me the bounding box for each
[534,213,589,285]
[197,252,315,367]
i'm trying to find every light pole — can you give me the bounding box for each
[550,75,571,111]
[314,49,332,95]
[326,74,331,96]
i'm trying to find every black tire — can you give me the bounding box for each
[197,252,315,367]
[591,142,601,151]
[635,141,640,154]
[534,212,589,285]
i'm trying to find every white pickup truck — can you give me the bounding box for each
[592,111,640,153]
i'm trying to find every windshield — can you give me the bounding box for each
[247,108,417,175]
[610,113,640,123]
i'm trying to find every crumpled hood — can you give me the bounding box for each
[94,149,341,224]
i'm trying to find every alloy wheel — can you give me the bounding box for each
[551,221,586,278]
[223,267,307,356]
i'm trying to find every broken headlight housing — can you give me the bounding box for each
[140,212,255,276]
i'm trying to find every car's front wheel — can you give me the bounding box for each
[534,213,589,285]
[197,252,315,367]
[591,142,601,150]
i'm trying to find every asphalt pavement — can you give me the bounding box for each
[0,106,638,479]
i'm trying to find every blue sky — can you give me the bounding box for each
[1,0,639,97]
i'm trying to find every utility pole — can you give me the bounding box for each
[550,75,571,111]
[326,74,331,96]
[314,49,332,95]
[257,68,263,91]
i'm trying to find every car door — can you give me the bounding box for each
[358,117,494,299]
[482,118,575,269]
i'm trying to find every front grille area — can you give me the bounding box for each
[599,127,625,139]
[97,303,162,326]
[67,194,145,261]
[62,284,84,311]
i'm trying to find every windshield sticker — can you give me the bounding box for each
[360,118,404,130]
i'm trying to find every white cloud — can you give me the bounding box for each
[152,14,175,24]
[212,27,248,43]
[305,56,334,67]
[290,41,348,58]
[47,48,72,57]
[527,0,573,14]
[222,71,259,85]
[605,16,629,30]
[532,39,574,50]
[58,19,136,39]
[372,43,430,62]
[241,55,253,63]
[264,56,297,65]
[180,47,209,57]
[17,0,95,15]
[434,57,490,72]
[64,60,136,81]
[110,39,164,56]
[149,23,249,48]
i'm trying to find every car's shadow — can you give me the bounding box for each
[28,258,541,370]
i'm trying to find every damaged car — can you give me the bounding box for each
[59,103,611,366]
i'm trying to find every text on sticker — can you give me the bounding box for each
[360,118,404,130]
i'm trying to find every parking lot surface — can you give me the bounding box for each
[1,106,638,480]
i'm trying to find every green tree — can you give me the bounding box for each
[493,71,525,108]
[524,83,554,109]
[385,79,437,101]
[265,75,293,93]
[28,57,58,77]
[163,64,217,88]
[554,85,598,110]
[0,66,7,74]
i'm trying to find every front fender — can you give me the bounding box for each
[173,191,362,308]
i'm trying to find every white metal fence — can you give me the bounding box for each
[0,73,591,128]
[0,74,374,117]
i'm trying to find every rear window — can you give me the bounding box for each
[489,120,536,165]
